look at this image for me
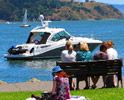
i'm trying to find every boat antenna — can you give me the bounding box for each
[39,14,49,28]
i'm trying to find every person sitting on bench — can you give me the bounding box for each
[76,42,92,89]
[91,43,108,89]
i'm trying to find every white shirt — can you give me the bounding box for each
[106,48,118,60]
[61,50,76,62]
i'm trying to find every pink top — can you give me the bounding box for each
[54,76,71,100]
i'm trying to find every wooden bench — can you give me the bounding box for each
[56,59,123,89]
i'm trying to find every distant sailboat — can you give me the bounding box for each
[20,9,30,27]
[6,21,11,24]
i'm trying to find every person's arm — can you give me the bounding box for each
[85,51,92,61]
[61,51,65,62]
[52,80,56,95]
[76,52,80,61]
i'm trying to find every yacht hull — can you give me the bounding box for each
[5,43,100,60]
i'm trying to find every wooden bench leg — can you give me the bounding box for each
[83,77,90,89]
[117,74,123,88]
[69,77,73,90]
[76,78,80,90]
[120,75,123,88]
[117,77,119,87]
[88,76,90,88]
[121,80,123,88]
[117,80,123,88]
[119,79,123,88]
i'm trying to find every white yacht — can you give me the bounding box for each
[4,15,102,60]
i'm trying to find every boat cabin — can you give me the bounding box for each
[26,28,71,44]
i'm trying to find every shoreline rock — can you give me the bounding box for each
[27,78,41,83]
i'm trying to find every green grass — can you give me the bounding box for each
[0,91,41,100]
[0,88,124,100]
[71,88,124,100]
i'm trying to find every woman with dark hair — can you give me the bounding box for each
[91,44,108,89]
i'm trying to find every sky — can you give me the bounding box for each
[79,0,124,4]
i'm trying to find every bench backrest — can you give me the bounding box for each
[88,59,123,77]
[57,61,89,77]
[56,59,123,78]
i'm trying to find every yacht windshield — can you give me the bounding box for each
[51,31,70,41]
[26,32,50,44]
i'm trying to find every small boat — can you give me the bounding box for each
[20,9,30,27]
[4,15,102,60]
[6,21,11,24]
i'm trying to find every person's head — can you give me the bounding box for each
[79,42,89,51]
[68,45,74,51]
[100,44,107,52]
[103,40,114,49]
[65,40,73,51]
[107,40,114,48]
[52,66,68,77]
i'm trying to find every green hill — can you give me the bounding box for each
[0,0,123,21]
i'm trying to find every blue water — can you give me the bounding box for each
[0,19,124,83]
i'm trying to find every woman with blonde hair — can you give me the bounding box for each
[76,42,92,61]
[61,40,76,62]
[76,42,92,89]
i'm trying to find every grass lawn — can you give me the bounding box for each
[0,91,41,100]
[0,88,124,100]
[71,88,124,100]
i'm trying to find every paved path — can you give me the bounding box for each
[0,76,123,92]
[0,81,53,92]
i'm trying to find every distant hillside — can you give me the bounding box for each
[113,5,124,13]
[47,2,124,20]
[0,0,123,21]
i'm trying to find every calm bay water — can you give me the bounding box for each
[0,19,124,83]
